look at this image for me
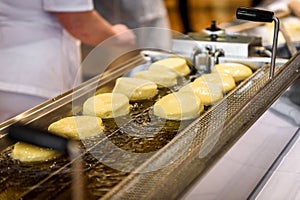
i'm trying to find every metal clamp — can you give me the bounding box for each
[191,45,224,74]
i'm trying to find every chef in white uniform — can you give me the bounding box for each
[0,0,134,122]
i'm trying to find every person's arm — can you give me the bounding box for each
[288,0,300,18]
[53,10,135,46]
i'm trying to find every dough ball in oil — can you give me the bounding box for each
[112,77,158,101]
[213,62,253,82]
[150,57,190,76]
[48,116,104,140]
[194,73,236,93]
[83,93,130,118]
[12,142,61,163]
[134,70,177,88]
[153,92,203,120]
[179,82,223,106]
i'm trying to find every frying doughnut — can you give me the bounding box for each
[12,142,61,162]
[150,57,190,76]
[194,73,236,93]
[212,63,252,82]
[179,82,223,106]
[48,116,104,140]
[134,70,177,88]
[112,77,158,101]
[83,93,130,118]
[153,92,204,120]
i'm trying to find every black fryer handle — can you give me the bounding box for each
[236,7,274,22]
[8,124,69,154]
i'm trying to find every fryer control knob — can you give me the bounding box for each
[202,20,225,41]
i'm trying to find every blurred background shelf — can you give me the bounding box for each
[164,0,252,32]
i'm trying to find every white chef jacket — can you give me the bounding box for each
[0,0,93,98]
[93,0,171,49]
[94,0,169,28]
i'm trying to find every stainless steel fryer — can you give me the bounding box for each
[1,7,300,200]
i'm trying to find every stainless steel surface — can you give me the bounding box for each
[253,127,300,199]
[172,33,262,58]
[248,127,300,199]
[182,109,299,200]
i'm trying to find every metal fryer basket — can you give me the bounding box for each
[102,52,300,200]
[0,50,299,199]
